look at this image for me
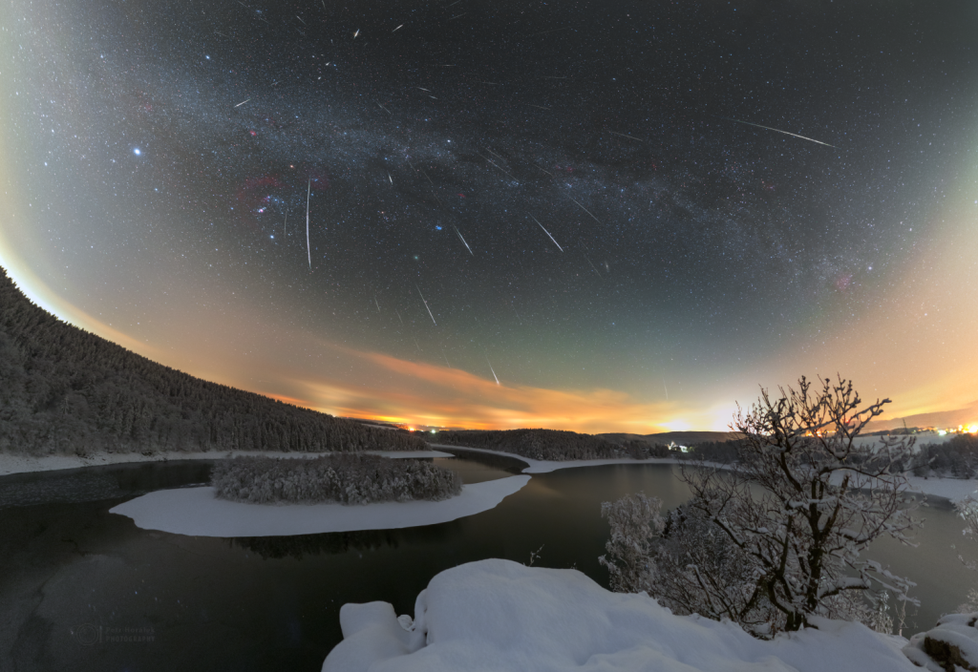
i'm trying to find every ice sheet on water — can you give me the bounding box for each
[109,475,530,537]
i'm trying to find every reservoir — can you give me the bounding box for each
[0,453,972,671]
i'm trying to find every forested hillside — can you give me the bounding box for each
[431,428,667,460]
[0,267,426,456]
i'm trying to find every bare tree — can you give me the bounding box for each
[679,375,919,632]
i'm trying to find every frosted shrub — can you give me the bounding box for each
[954,496,978,612]
[212,454,462,505]
[601,495,782,633]
[599,492,662,595]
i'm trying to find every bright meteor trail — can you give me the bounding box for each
[486,354,500,385]
[529,214,563,252]
[417,284,437,325]
[453,225,474,255]
[723,118,838,148]
[305,178,312,271]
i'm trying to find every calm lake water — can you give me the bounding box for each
[0,453,972,671]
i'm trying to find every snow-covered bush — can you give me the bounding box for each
[601,495,783,633]
[211,454,462,505]
[599,492,662,595]
[952,495,978,612]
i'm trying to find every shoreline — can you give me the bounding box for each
[2,445,974,505]
[430,443,978,504]
[0,448,453,477]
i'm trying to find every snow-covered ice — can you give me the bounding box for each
[323,558,921,672]
[109,475,529,537]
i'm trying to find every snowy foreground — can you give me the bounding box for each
[324,558,933,672]
[109,475,529,537]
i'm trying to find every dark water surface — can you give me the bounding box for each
[0,456,972,671]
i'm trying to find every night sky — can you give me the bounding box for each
[2,0,977,432]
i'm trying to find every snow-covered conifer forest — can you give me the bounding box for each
[0,267,426,456]
[211,454,462,504]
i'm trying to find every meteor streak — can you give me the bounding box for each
[569,197,601,223]
[608,130,643,142]
[584,254,601,277]
[305,178,312,270]
[416,285,437,325]
[724,117,837,148]
[534,164,555,178]
[234,98,251,107]
[529,214,563,252]
[485,148,507,162]
[479,152,515,178]
[485,354,500,385]
[453,226,474,255]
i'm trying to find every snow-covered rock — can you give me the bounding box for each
[903,612,978,671]
[322,558,920,672]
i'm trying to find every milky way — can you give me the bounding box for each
[2,0,977,430]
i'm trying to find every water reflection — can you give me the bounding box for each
[0,460,213,508]
[231,521,464,560]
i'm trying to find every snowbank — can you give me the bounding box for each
[323,558,919,672]
[109,475,529,537]
[0,449,452,477]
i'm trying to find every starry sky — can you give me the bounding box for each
[2,0,977,433]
